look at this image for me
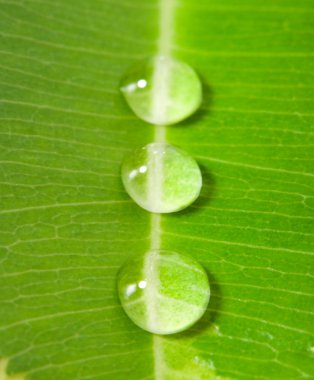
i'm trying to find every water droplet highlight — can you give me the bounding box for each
[117,250,210,335]
[120,56,202,125]
[121,142,202,213]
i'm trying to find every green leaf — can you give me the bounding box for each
[0,0,313,379]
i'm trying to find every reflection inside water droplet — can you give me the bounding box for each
[139,165,147,173]
[125,284,137,298]
[138,280,147,289]
[137,79,147,88]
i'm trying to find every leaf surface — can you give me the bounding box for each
[0,0,313,379]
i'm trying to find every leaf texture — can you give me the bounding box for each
[0,0,313,379]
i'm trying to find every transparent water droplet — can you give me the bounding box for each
[121,142,202,213]
[120,56,202,125]
[117,250,210,335]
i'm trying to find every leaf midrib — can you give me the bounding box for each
[147,0,176,378]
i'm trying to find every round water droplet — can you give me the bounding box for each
[121,142,202,213]
[117,250,210,335]
[120,56,202,125]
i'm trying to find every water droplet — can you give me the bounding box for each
[121,142,202,213]
[120,56,202,125]
[117,250,210,335]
